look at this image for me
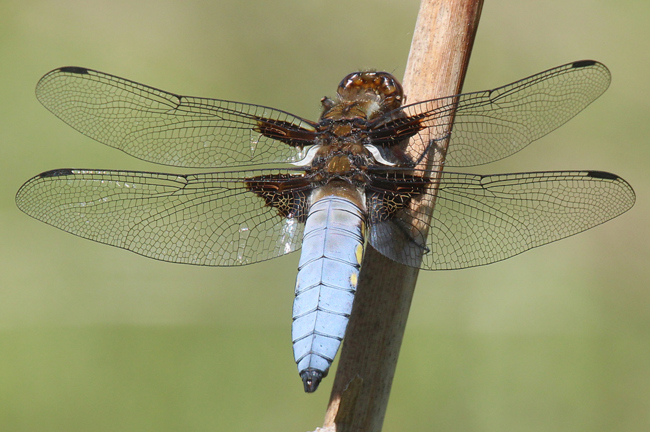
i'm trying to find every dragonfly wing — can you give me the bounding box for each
[15,168,308,266]
[36,67,318,168]
[368,170,635,270]
[370,61,611,167]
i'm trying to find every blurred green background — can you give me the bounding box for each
[1,0,648,431]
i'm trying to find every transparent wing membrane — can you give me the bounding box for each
[17,168,635,270]
[369,170,635,269]
[16,168,305,266]
[371,60,610,167]
[36,67,317,168]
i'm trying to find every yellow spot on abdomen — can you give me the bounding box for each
[355,243,364,265]
[350,272,358,288]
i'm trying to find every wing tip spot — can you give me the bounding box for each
[586,170,618,180]
[572,60,597,69]
[58,66,90,75]
[39,169,74,178]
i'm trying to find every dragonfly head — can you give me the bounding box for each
[320,71,404,122]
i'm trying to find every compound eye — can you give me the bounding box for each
[335,71,405,111]
[338,72,362,93]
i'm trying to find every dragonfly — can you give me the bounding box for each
[16,60,635,392]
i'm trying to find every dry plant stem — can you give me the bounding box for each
[320,0,484,431]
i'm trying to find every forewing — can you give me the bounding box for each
[370,61,611,167]
[36,67,318,168]
[16,169,306,266]
[368,170,635,270]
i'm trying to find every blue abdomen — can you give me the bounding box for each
[292,192,366,392]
